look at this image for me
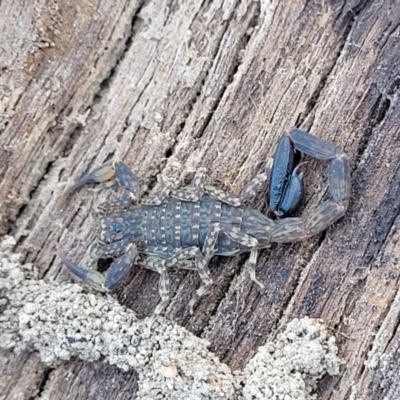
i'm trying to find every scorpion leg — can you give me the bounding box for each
[146,166,243,207]
[216,225,265,288]
[189,223,260,311]
[203,185,242,207]
[175,260,196,270]
[164,246,214,315]
[165,223,260,313]
[144,223,262,315]
[135,257,172,320]
[156,223,222,314]
[154,269,170,316]
[143,165,200,206]
[240,158,273,203]
[191,224,262,309]
[138,252,212,326]
[169,167,242,206]
[244,249,264,289]
[143,180,178,205]
[137,258,171,329]
[169,167,207,202]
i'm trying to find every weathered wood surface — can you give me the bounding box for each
[1,0,400,398]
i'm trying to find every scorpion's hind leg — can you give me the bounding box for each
[57,240,137,291]
[240,158,273,204]
[151,165,242,207]
[57,162,140,210]
[218,225,264,289]
[172,223,262,314]
[244,249,264,289]
[189,223,264,311]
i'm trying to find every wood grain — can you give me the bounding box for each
[1,0,400,398]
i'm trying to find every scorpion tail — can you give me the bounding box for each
[57,243,106,291]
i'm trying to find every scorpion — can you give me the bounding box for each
[57,129,350,316]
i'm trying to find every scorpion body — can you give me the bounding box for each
[57,129,351,315]
[99,197,273,259]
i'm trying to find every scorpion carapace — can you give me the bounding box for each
[57,129,350,316]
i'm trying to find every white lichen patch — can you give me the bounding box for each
[242,318,341,400]
[0,236,341,399]
[0,236,237,399]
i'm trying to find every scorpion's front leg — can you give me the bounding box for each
[136,256,171,317]
[57,240,137,291]
[57,162,140,211]
[272,129,350,242]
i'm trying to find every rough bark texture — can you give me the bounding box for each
[1,0,400,398]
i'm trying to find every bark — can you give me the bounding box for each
[1,0,400,398]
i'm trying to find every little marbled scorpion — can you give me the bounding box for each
[57,129,350,316]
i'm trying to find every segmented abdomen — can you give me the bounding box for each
[140,197,244,256]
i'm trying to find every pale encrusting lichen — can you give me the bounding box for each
[0,236,341,399]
